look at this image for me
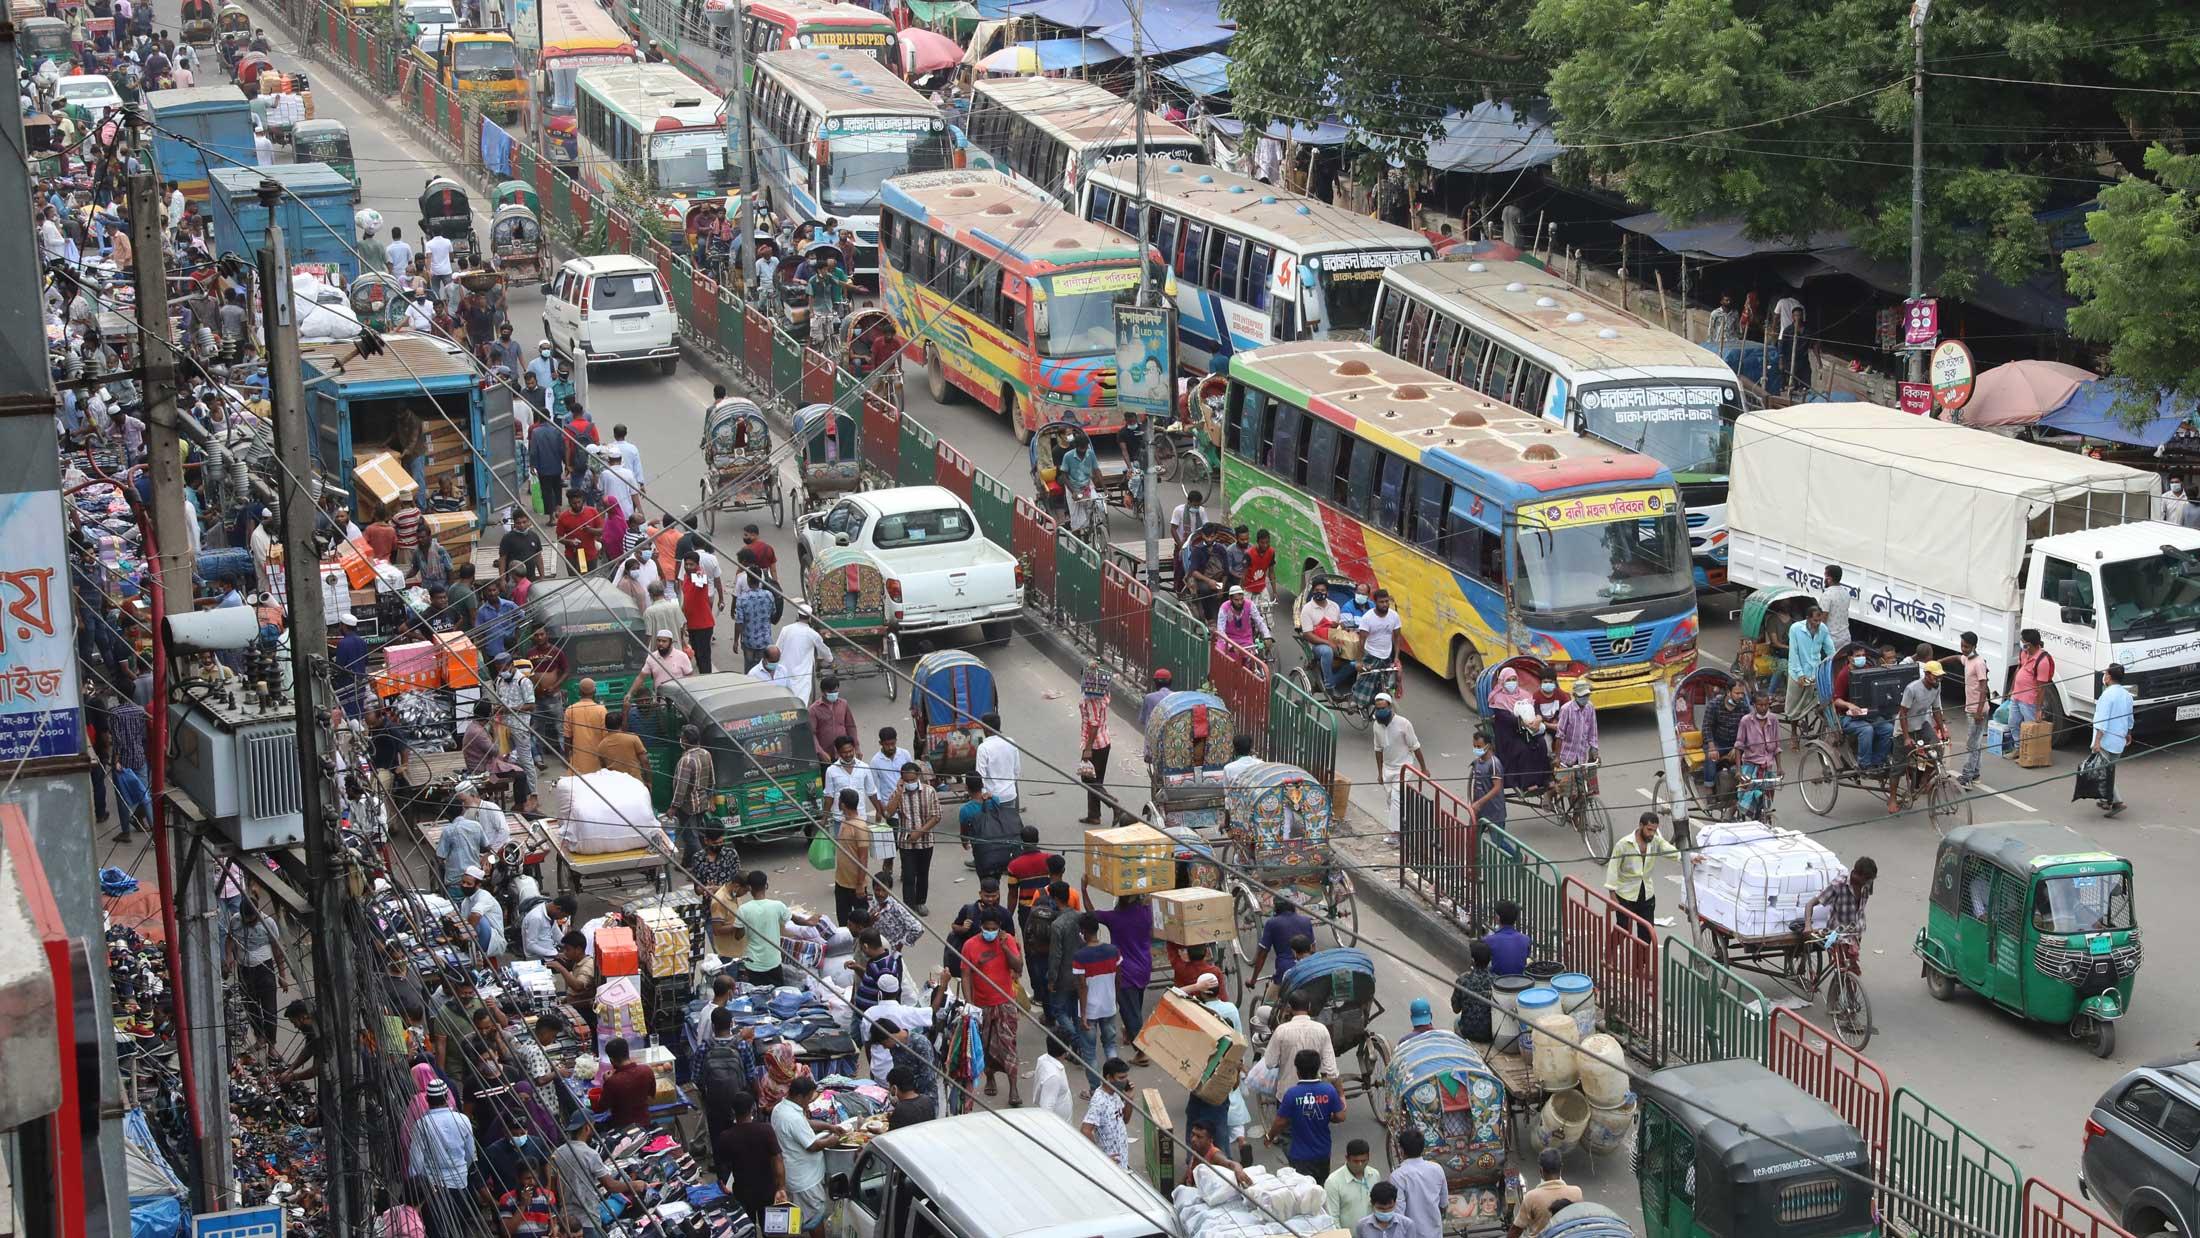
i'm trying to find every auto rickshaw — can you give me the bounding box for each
[519,577,646,705]
[291,119,357,199]
[1376,1031,1512,1233]
[1221,761,1355,946]
[418,175,477,267]
[1915,821,2138,1057]
[180,0,216,44]
[1735,584,1815,703]
[493,178,539,215]
[803,543,897,697]
[655,671,824,844]
[20,17,73,67]
[1637,1060,1877,1238]
[348,272,405,330]
[790,402,861,514]
[909,649,992,798]
[489,202,541,282]
[217,2,251,36]
[1141,689,1232,834]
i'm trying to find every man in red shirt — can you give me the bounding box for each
[741,524,779,585]
[1244,529,1276,602]
[959,906,1024,1104]
[679,554,718,675]
[597,1037,658,1130]
[555,490,604,572]
[1004,826,1054,911]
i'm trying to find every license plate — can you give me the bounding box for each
[2178,703,2200,721]
[617,319,644,332]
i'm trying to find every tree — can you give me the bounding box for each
[2063,147,2200,416]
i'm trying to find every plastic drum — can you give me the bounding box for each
[1492,975,1535,1052]
[1516,986,1559,1059]
[1552,971,1599,1038]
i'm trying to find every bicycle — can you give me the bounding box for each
[1809,928,1873,1051]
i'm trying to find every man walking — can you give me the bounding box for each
[1370,691,1425,843]
[884,759,939,914]
[1955,631,1991,787]
[1507,1149,1583,1238]
[2090,662,2133,815]
[670,725,716,864]
[1605,812,1678,940]
[1784,604,1836,742]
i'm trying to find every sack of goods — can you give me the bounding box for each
[557,769,661,854]
[1690,821,1840,937]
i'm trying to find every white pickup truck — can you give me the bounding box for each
[795,485,1025,641]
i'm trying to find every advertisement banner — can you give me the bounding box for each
[1519,488,1676,531]
[1114,303,1174,421]
[1901,297,1938,348]
[1898,381,1934,416]
[0,488,81,761]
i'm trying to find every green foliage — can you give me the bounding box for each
[2064,147,2200,415]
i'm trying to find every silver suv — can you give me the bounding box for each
[2080,1055,2200,1236]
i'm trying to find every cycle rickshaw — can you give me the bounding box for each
[790,402,862,515]
[909,649,992,801]
[1031,418,1144,541]
[1375,1031,1516,1233]
[1650,665,1778,827]
[697,397,783,532]
[1474,655,1613,860]
[1794,644,1971,833]
[1250,948,1391,1120]
[1735,584,1814,704]
[1221,761,1356,947]
[803,543,897,700]
[1140,689,1232,835]
[1283,570,1397,733]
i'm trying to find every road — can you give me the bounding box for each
[222,7,2200,1224]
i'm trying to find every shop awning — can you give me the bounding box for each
[1422,100,1562,174]
[902,0,980,23]
[2041,379,2196,448]
[1155,50,1230,98]
[1008,0,1231,56]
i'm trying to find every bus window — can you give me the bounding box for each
[1266,403,1302,478]
[1306,421,1340,497]
[1460,330,1494,390]
[1489,349,1525,404]
[1155,213,1179,270]
[1401,300,1431,367]
[1346,434,1380,522]
[1517,363,1554,414]
[1374,291,1404,355]
[1328,433,1357,508]
[1376,454,1407,533]
[976,271,999,322]
[1412,468,1447,548]
[1428,320,1460,378]
[1231,384,1270,458]
[1246,244,1272,310]
[1121,199,1143,239]
[1089,184,1114,226]
[1215,233,1242,297]
[1178,222,1208,280]
[1442,505,1489,577]
[956,251,983,309]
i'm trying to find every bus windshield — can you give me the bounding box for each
[1318,266,1388,333]
[822,124,951,212]
[1576,382,1738,479]
[451,38,518,75]
[1039,269,1139,357]
[1514,507,1693,612]
[651,129,734,193]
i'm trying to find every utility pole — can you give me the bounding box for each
[714,1,755,302]
[257,187,361,1238]
[128,168,232,1210]
[1131,0,1160,587]
[1907,0,1931,384]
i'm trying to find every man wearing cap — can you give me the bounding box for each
[774,605,832,703]
[679,554,719,674]
[1401,997,1440,1044]
[333,612,370,718]
[1895,660,1948,813]
[563,678,608,774]
[458,864,507,957]
[436,803,491,901]
[409,1076,476,1236]
[1370,692,1425,844]
[490,653,537,772]
[1213,583,1270,662]
[1138,668,1174,736]
[635,629,695,700]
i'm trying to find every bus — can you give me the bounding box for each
[572,64,735,233]
[957,77,1204,203]
[1220,340,1700,708]
[517,0,639,164]
[1369,257,1746,589]
[879,170,1147,440]
[1077,159,1433,375]
[748,48,952,285]
[629,0,893,92]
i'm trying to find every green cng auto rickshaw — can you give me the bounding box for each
[1735,584,1814,701]
[292,119,357,199]
[655,673,824,844]
[1915,821,2138,1057]
[520,577,646,704]
[1638,1061,1876,1238]
[20,17,73,69]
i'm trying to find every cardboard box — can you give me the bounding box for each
[424,510,476,540]
[2017,720,2053,769]
[633,906,692,977]
[375,639,441,697]
[634,1044,677,1099]
[1085,824,1175,896]
[1153,886,1233,946]
[594,925,639,977]
[354,450,417,508]
[435,632,481,689]
[1328,775,1353,820]
[1328,627,1365,662]
[1134,990,1247,1103]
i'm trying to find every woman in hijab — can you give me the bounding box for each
[601,495,628,575]
[398,1061,447,1162]
[753,1039,809,1111]
[1486,665,1554,794]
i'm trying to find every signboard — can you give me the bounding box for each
[1051,268,1139,295]
[0,487,80,762]
[1929,340,1975,411]
[1519,488,1676,531]
[193,1206,284,1238]
[1114,303,1175,422]
[1898,381,1934,416]
[1901,297,1938,348]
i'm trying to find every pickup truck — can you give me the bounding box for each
[795,486,1024,640]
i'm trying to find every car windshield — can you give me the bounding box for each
[1514,504,1694,613]
[651,129,734,193]
[1038,269,1139,357]
[58,80,113,99]
[407,2,455,21]
[451,39,517,73]
[1575,382,1741,479]
[2099,550,2200,641]
[872,506,973,548]
[821,123,951,213]
[2032,871,2134,934]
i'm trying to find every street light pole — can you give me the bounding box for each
[1131,0,1160,586]
[1908,0,1930,384]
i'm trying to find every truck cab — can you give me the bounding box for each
[416,28,524,122]
[2022,523,2200,726]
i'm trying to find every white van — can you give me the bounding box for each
[831,1110,1178,1238]
[541,254,681,376]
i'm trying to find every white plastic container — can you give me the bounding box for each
[1583,1094,1639,1155]
[1575,1032,1630,1108]
[1691,821,1841,937]
[1552,972,1599,1038]
[1539,1090,1590,1151]
[1516,986,1559,1059]
[1529,1002,1579,1090]
[1491,975,1534,1053]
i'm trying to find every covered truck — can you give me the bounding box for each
[208,163,360,280]
[146,86,255,203]
[1728,404,2200,729]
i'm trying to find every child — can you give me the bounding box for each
[1450,940,1495,1043]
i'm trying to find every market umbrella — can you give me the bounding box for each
[977,44,1041,74]
[1961,359,2096,429]
[895,27,964,76]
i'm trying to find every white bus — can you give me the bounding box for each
[747,47,953,286]
[957,76,1203,203]
[1076,158,1434,373]
[1370,257,1746,589]
[572,64,734,231]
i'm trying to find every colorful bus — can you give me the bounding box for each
[629,0,893,91]
[1077,159,1432,374]
[879,169,1147,441]
[518,0,639,163]
[1370,257,1746,588]
[572,64,734,234]
[748,48,951,285]
[1221,340,1700,707]
[957,77,1203,203]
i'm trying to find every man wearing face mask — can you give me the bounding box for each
[808,675,858,766]
[960,906,1025,1103]
[1466,727,1505,833]
[1733,692,1783,818]
[1370,692,1425,844]
[1296,581,1351,694]
[1355,1182,1408,1238]
[1356,590,1404,700]
[1831,645,1892,772]
[2159,476,2189,526]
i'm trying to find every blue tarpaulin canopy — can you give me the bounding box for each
[1009,0,1231,56]
[1155,50,1230,97]
[1020,36,1115,69]
[2041,379,2196,448]
[1206,113,1355,146]
[1422,100,1562,174]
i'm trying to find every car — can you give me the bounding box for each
[2079,1054,2200,1236]
[54,74,125,120]
[541,254,680,376]
[795,485,1023,640]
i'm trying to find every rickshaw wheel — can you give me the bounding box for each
[699,479,715,533]
[1648,772,1677,827]
[1797,744,1840,816]
[770,482,786,528]
[1576,793,1613,862]
[1325,885,1359,948]
[1926,773,1971,835]
[1150,431,1181,483]
[1358,1033,1394,1120]
[2089,1019,2116,1058]
[885,661,900,702]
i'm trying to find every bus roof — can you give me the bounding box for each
[882,170,1144,272]
[532,0,634,57]
[576,62,721,125]
[1231,340,1670,496]
[757,47,937,119]
[1387,256,1730,373]
[743,0,895,26]
[971,76,1197,151]
[1084,158,1432,260]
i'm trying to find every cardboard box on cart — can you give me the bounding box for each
[1134,990,1247,1104]
[1152,887,1233,946]
[1085,824,1175,895]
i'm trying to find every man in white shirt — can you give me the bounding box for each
[603,423,645,509]
[1033,1035,1073,1125]
[384,227,414,280]
[823,736,871,821]
[1358,589,1404,669]
[252,125,273,166]
[519,892,575,960]
[750,644,799,694]
[975,711,1019,806]
[425,233,455,290]
[457,866,507,957]
[773,1077,837,1235]
[459,784,510,851]
[773,607,833,702]
[1819,564,1852,648]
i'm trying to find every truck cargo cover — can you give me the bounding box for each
[1730,405,2159,608]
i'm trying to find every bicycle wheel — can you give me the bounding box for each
[1926,773,1972,835]
[1823,968,1873,1051]
[1797,744,1840,816]
[1576,792,1613,862]
[1150,430,1181,482]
